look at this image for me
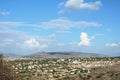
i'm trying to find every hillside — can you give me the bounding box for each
[67,63,120,80]
[23,52,106,59]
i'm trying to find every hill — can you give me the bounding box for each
[23,52,106,59]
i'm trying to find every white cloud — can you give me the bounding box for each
[48,34,56,38]
[105,43,120,47]
[69,42,78,45]
[2,39,14,45]
[0,10,9,16]
[90,33,104,39]
[0,29,55,54]
[58,2,65,7]
[0,22,38,28]
[64,0,102,10]
[0,22,26,27]
[38,34,56,45]
[40,18,101,30]
[24,38,40,48]
[17,36,55,49]
[78,32,91,46]
[58,9,65,14]
[0,18,101,30]
[56,43,65,46]
[55,30,71,34]
[22,38,48,49]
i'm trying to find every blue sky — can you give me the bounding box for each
[0,0,120,56]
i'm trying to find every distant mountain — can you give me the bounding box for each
[23,52,107,59]
[2,53,22,58]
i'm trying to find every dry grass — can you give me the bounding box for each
[71,63,120,80]
[0,54,19,80]
[89,63,120,80]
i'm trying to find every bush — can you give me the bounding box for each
[0,54,19,80]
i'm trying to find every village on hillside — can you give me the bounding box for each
[7,57,120,80]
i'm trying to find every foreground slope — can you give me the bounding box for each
[0,54,19,80]
[70,62,120,80]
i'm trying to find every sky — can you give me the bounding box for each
[0,0,120,56]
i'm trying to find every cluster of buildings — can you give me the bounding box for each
[9,57,120,80]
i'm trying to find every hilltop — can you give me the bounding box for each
[23,52,106,59]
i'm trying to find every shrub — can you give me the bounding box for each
[0,54,19,80]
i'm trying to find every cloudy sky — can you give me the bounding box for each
[0,0,120,56]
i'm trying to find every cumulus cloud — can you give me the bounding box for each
[0,29,55,54]
[105,43,120,47]
[0,10,9,16]
[17,38,47,49]
[64,0,102,10]
[78,32,91,46]
[24,38,40,48]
